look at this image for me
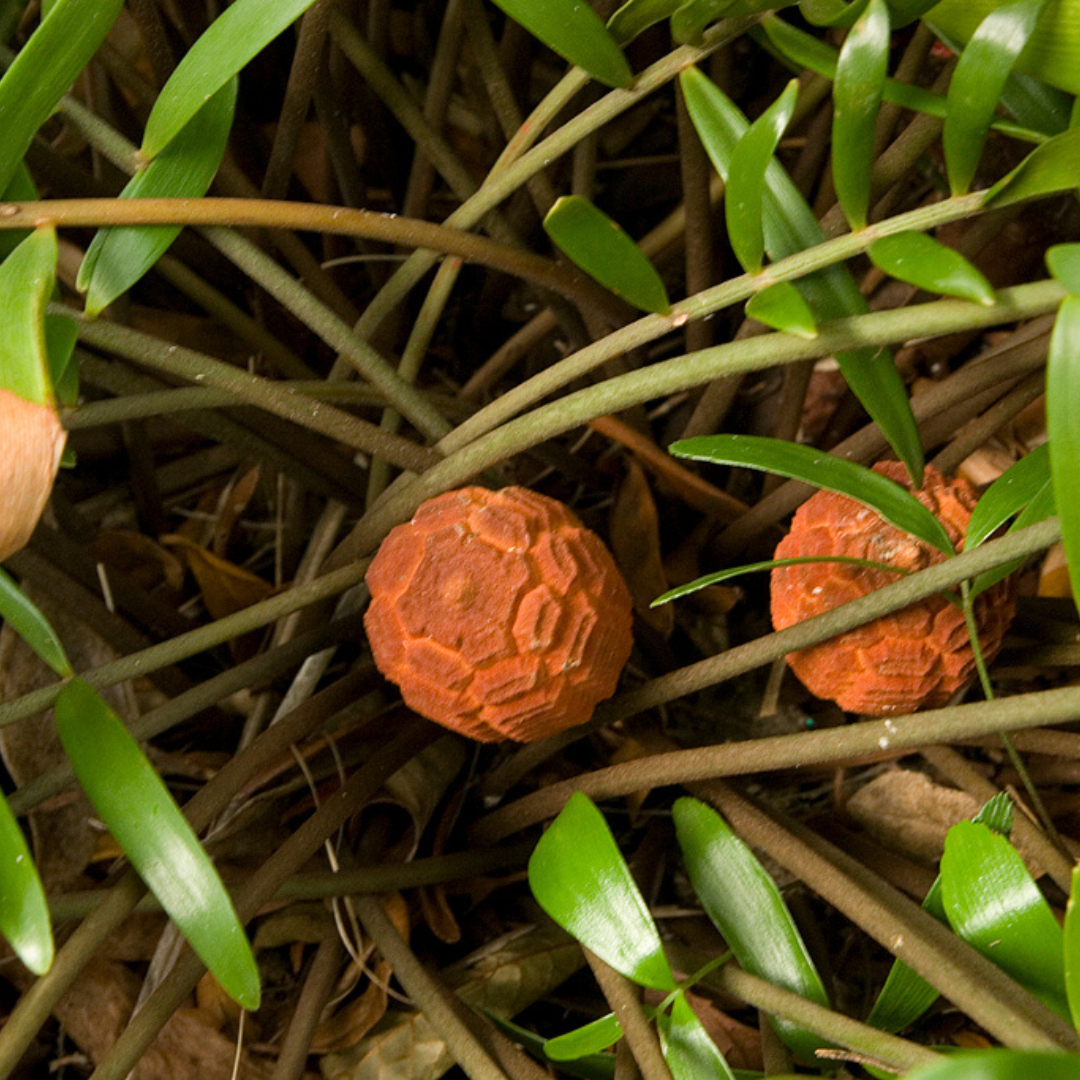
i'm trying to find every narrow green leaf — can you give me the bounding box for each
[905,1050,1080,1080]
[758,14,1057,142]
[529,793,677,991]
[671,0,733,43]
[488,0,632,90]
[970,476,1055,600]
[1047,243,1080,296]
[928,0,1080,95]
[984,127,1080,208]
[543,196,669,314]
[669,434,955,553]
[940,820,1067,1015]
[657,992,737,1080]
[653,554,907,608]
[885,0,939,26]
[0,568,71,676]
[801,0,871,28]
[868,231,995,305]
[0,0,125,195]
[545,1013,624,1061]
[1064,864,1080,1031]
[491,1015,616,1080]
[0,162,37,264]
[680,66,924,484]
[745,280,818,337]
[866,794,1011,1033]
[607,0,682,45]
[54,679,261,1009]
[943,0,1050,196]
[44,314,79,408]
[0,789,52,975]
[966,443,1051,549]
[0,227,58,406]
[1048,295,1080,617]
[832,0,890,230]
[726,79,800,274]
[80,79,236,317]
[142,0,317,159]
[673,798,829,1062]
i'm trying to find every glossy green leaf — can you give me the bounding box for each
[0,0,124,196]
[928,0,1080,95]
[759,14,1055,143]
[54,678,261,1009]
[1047,294,1080,616]
[0,227,58,406]
[908,1051,1080,1080]
[1047,243,1080,296]
[1064,863,1080,1031]
[984,127,1080,207]
[966,443,1051,549]
[671,0,732,43]
[680,66,924,485]
[607,0,682,44]
[800,0,871,27]
[884,0,939,25]
[866,794,1012,1033]
[529,792,677,991]
[943,0,1050,195]
[832,0,890,230]
[0,163,37,264]
[491,1015,616,1080]
[142,0,317,159]
[746,281,818,337]
[657,992,737,1080]
[79,79,237,317]
[488,0,632,90]
[940,820,1067,1014]
[543,196,669,314]
[669,434,955,553]
[868,232,995,305]
[673,798,829,1062]
[0,789,52,975]
[726,80,800,274]
[545,1013,623,1061]
[0,567,70,676]
[45,314,79,408]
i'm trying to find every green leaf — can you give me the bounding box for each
[529,793,677,991]
[543,196,669,314]
[943,0,1050,196]
[54,678,261,1009]
[745,280,818,337]
[545,1014,624,1061]
[673,798,829,1062]
[0,0,125,196]
[491,1015,616,1080]
[865,794,1012,1033]
[927,0,1080,95]
[653,554,907,607]
[940,820,1067,1015]
[44,314,79,408]
[0,567,71,676]
[832,0,890,230]
[885,0,939,26]
[657,992,737,1080]
[906,1050,1080,1080]
[868,232,995,305]
[970,475,1055,600]
[142,0,317,159]
[726,79,800,274]
[680,66,924,485]
[758,13,1056,143]
[488,0,632,90]
[669,434,955,553]
[0,789,52,975]
[1064,863,1080,1031]
[1047,243,1080,297]
[79,79,237,317]
[1048,295,1080,615]
[801,0,871,28]
[966,443,1051,549]
[984,127,1080,208]
[0,163,37,264]
[0,227,58,406]
[671,0,732,43]
[607,0,682,44]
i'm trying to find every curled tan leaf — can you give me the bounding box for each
[0,390,65,562]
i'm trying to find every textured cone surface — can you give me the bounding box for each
[0,390,65,562]
[770,462,1016,715]
[364,486,633,741]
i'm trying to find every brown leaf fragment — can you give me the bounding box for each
[611,459,673,637]
[212,463,262,557]
[164,534,276,620]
